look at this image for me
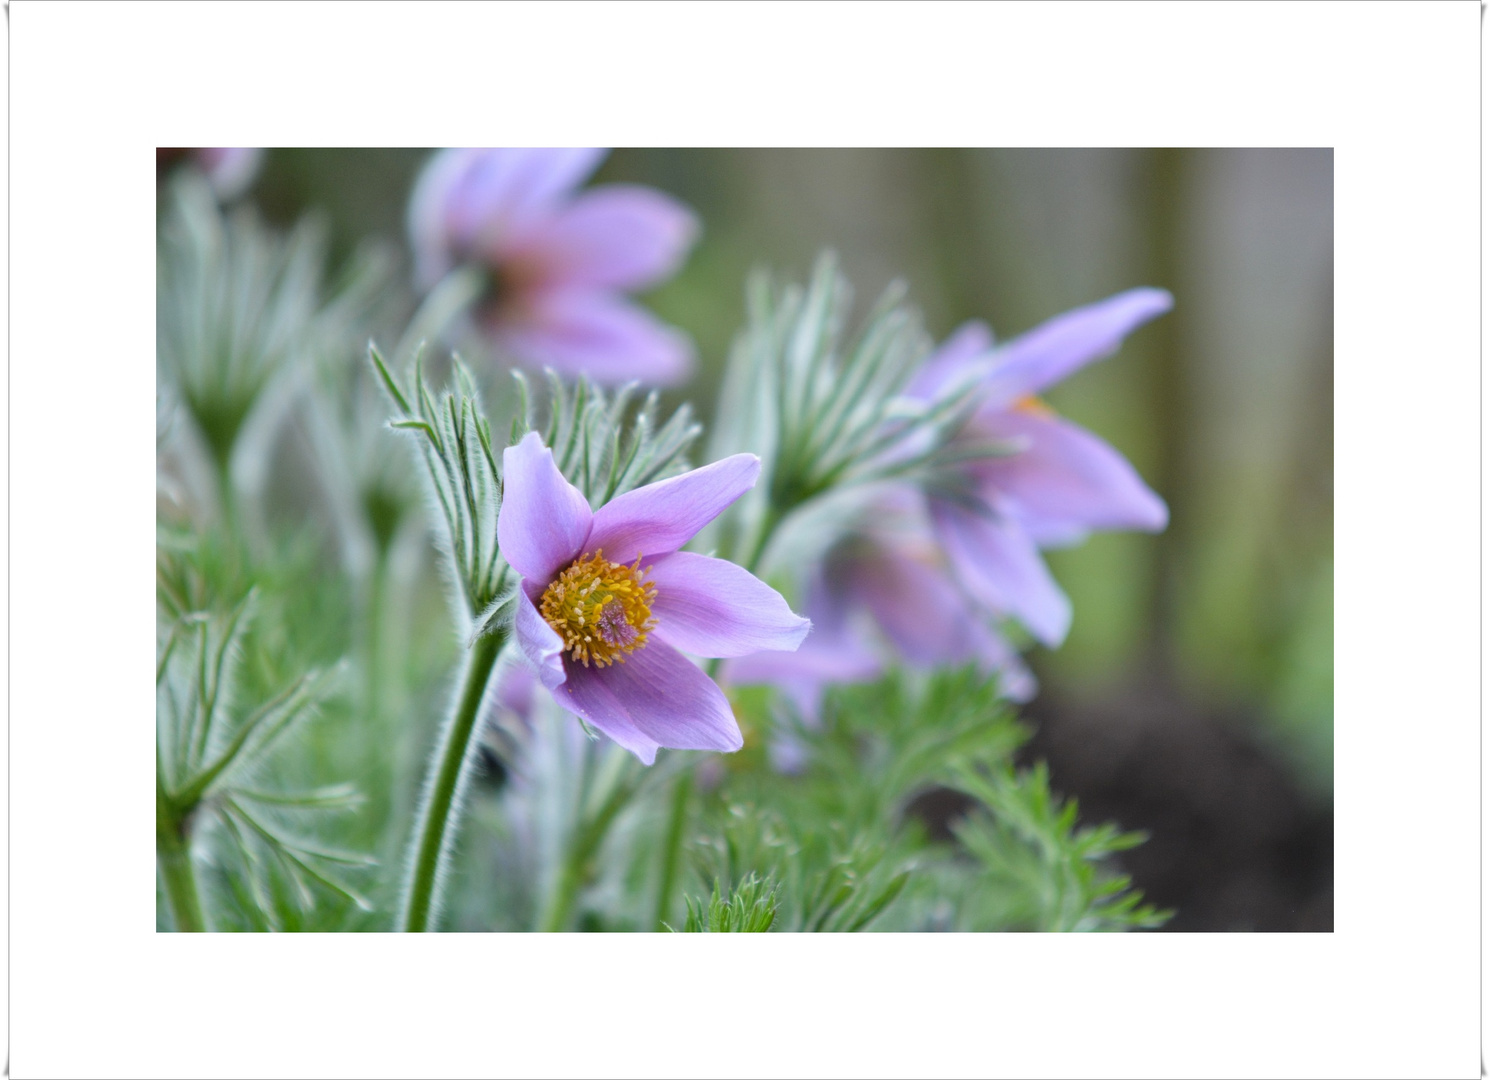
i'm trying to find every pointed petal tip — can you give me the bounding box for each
[1125,285,1174,313]
[1144,492,1170,532]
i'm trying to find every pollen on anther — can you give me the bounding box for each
[538,549,657,668]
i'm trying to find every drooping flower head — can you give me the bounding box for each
[408,148,699,386]
[498,432,810,764]
[911,289,1172,647]
[726,490,1034,722]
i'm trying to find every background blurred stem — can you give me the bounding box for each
[157,797,206,932]
[362,545,391,721]
[652,772,692,930]
[212,451,239,539]
[537,766,638,932]
[399,629,506,931]
[741,503,783,577]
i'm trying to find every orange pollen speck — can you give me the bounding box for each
[1013,395,1056,419]
[538,550,658,668]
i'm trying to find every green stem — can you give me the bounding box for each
[539,842,586,934]
[537,768,638,932]
[213,451,240,539]
[399,630,506,932]
[741,503,784,578]
[652,771,692,931]
[157,802,206,932]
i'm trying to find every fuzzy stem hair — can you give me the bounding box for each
[398,629,507,931]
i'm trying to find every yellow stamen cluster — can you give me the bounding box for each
[538,550,658,668]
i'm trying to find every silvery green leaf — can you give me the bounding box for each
[520,370,701,506]
[702,252,986,572]
[157,174,332,475]
[371,344,510,617]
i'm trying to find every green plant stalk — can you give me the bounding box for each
[740,502,785,578]
[399,629,506,932]
[213,451,240,539]
[157,802,206,932]
[537,772,637,933]
[652,771,693,931]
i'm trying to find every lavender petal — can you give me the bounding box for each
[904,319,994,401]
[550,661,662,765]
[596,640,744,754]
[497,431,593,584]
[969,410,1168,542]
[931,499,1073,647]
[513,185,700,292]
[648,552,810,658]
[496,289,694,387]
[514,586,567,692]
[983,288,1172,407]
[584,453,760,563]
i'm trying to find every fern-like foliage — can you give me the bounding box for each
[945,762,1171,932]
[157,540,371,931]
[692,802,912,933]
[693,667,1166,932]
[672,873,779,932]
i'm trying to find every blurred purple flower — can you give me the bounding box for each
[408,148,699,386]
[914,289,1172,647]
[156,147,263,200]
[489,661,538,728]
[498,431,809,764]
[723,579,884,724]
[727,496,1035,722]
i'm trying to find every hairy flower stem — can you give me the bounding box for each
[399,630,507,932]
[157,805,206,932]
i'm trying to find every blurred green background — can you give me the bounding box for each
[251,148,1333,929]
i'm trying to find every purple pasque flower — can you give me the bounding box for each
[408,148,699,386]
[498,431,810,764]
[912,288,1172,648]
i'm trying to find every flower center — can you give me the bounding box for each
[538,550,658,668]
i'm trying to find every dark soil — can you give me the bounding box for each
[1015,685,1333,932]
